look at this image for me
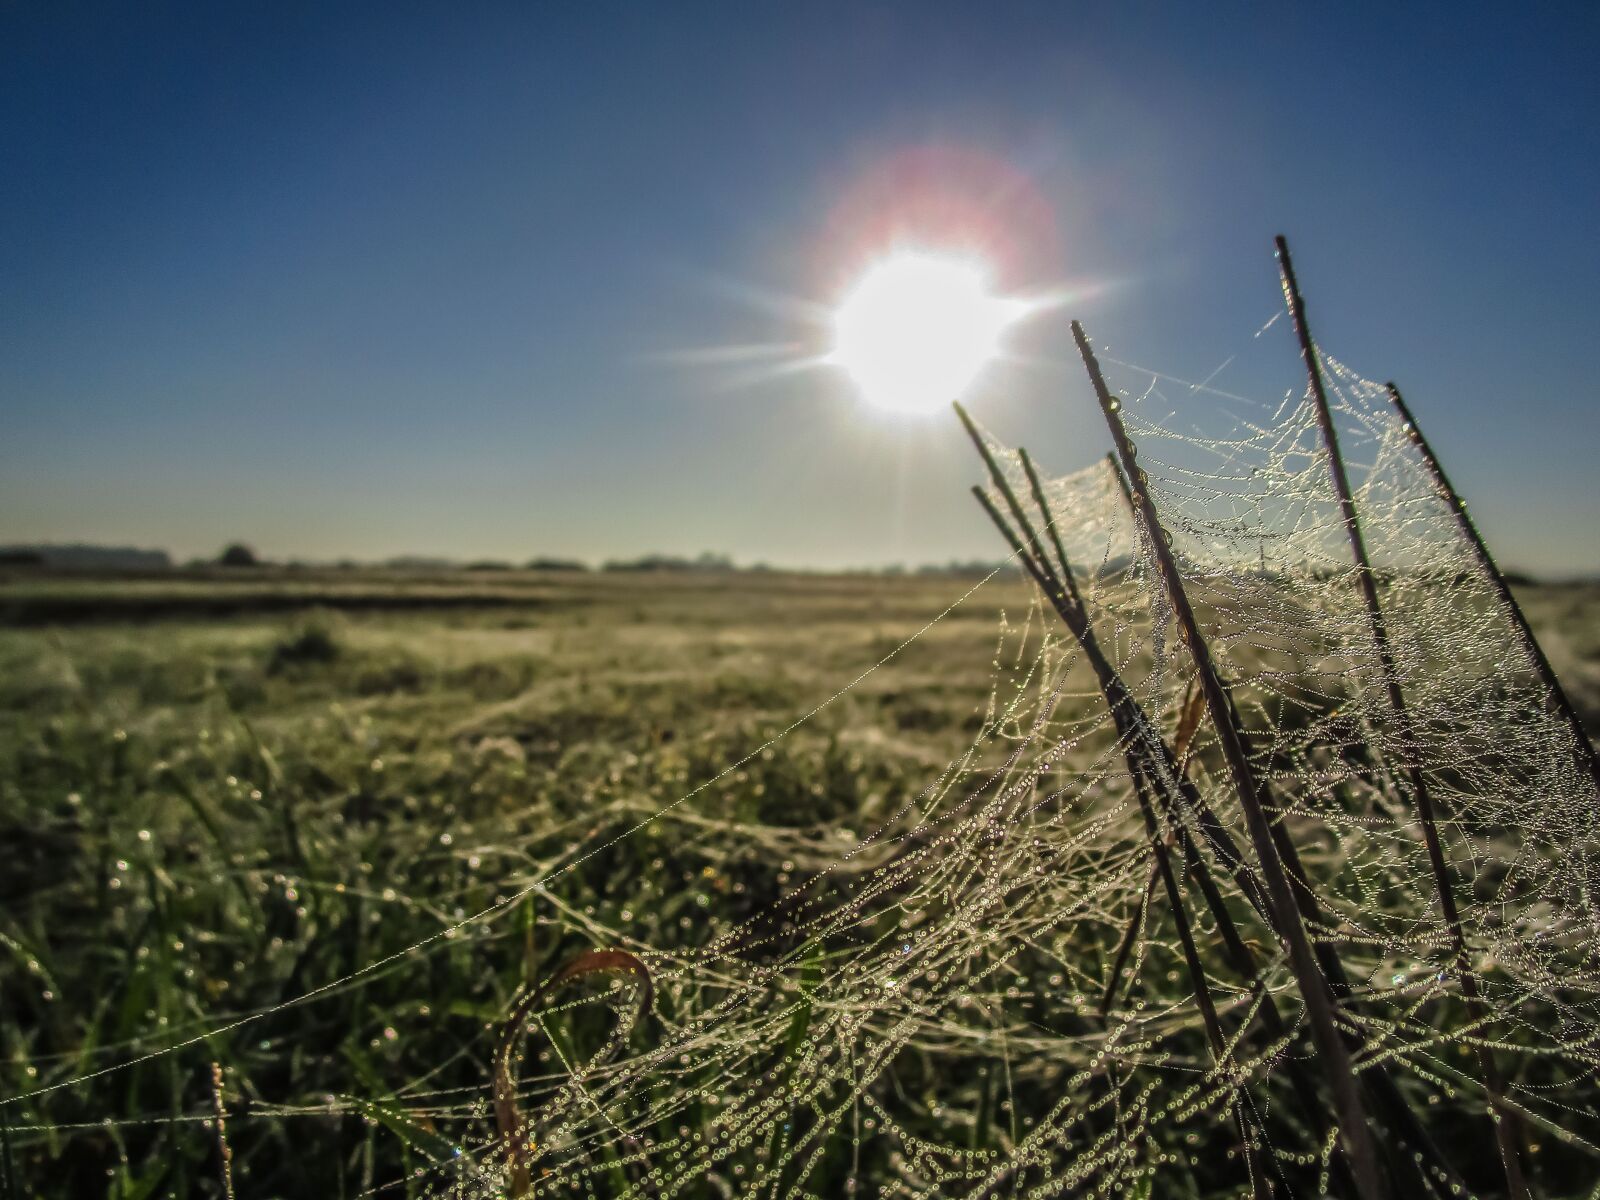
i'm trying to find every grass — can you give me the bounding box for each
[0,568,1033,1197]
[1,566,1597,1197]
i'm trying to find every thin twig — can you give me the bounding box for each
[1278,235,1528,1200]
[1077,316,1387,1200]
[210,1062,236,1200]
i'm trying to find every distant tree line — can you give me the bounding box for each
[10,542,1555,585]
[601,552,734,573]
[0,543,1009,577]
[0,544,172,570]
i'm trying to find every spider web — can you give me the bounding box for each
[431,340,1598,1197]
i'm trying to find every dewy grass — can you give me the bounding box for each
[0,573,1030,1196]
[1,547,1597,1195]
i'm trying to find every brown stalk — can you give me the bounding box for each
[962,436,1284,1198]
[494,948,654,1198]
[1278,235,1529,1200]
[1386,381,1599,790]
[210,1062,235,1200]
[1075,317,1386,1200]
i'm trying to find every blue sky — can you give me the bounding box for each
[3,3,1596,572]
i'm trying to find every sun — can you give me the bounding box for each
[830,251,1028,414]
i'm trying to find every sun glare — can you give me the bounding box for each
[831,252,1027,414]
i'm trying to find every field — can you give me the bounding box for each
[0,567,1038,1197]
[2,567,1597,1197]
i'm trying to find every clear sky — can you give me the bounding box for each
[3,3,1597,573]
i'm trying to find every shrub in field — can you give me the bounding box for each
[267,615,341,672]
[218,542,259,567]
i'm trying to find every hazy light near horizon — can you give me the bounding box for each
[829,251,1030,415]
